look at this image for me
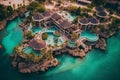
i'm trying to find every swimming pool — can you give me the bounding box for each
[80,31,99,42]
[46,33,64,46]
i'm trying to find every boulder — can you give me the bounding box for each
[18,62,27,69]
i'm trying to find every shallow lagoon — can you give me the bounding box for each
[0,17,120,80]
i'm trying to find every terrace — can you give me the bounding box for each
[77,0,92,5]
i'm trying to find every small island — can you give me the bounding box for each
[0,0,120,74]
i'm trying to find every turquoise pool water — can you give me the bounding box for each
[0,17,120,80]
[32,26,64,46]
[80,31,99,42]
[23,47,33,54]
[46,33,64,46]
[68,41,76,47]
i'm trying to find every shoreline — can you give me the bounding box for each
[0,0,119,74]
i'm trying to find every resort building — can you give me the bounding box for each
[32,12,78,38]
[32,11,52,27]
[29,37,46,51]
[77,0,92,5]
[95,6,109,18]
[78,18,99,30]
[32,13,44,27]
[105,1,120,13]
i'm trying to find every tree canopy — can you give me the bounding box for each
[0,4,14,21]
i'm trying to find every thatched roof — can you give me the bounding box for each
[59,20,72,29]
[97,11,107,18]
[95,6,105,12]
[78,18,89,25]
[51,13,61,21]
[29,37,46,50]
[42,11,51,17]
[89,18,99,25]
[78,18,99,25]
[33,13,44,21]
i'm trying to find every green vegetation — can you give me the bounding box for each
[42,32,48,40]
[92,0,107,6]
[54,31,60,37]
[27,2,46,13]
[66,6,81,15]
[27,2,39,11]
[70,32,79,40]
[70,0,77,2]
[35,4,46,13]
[0,4,14,21]
[24,31,34,40]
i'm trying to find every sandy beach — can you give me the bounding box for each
[0,0,34,9]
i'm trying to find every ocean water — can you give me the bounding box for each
[0,17,120,80]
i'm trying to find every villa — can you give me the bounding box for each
[29,37,46,51]
[78,17,99,30]
[95,7,109,18]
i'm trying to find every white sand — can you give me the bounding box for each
[0,0,34,9]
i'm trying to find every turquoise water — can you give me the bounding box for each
[23,47,33,54]
[0,17,120,80]
[32,27,64,46]
[80,31,99,42]
[46,33,64,46]
[68,41,75,47]
[2,18,24,54]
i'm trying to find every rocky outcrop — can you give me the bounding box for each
[95,38,106,50]
[11,53,59,73]
[0,45,2,49]
[7,12,18,21]
[0,20,6,31]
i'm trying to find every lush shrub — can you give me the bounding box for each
[66,6,81,15]
[42,32,48,40]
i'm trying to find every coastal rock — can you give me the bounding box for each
[0,20,6,30]
[20,68,31,73]
[0,45,2,49]
[18,62,27,69]
[29,64,40,72]
[7,12,18,21]
[68,49,86,58]
[12,61,17,68]
[95,38,106,50]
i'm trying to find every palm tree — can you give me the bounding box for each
[29,0,32,3]
[9,2,11,5]
[23,0,25,6]
[13,4,16,9]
